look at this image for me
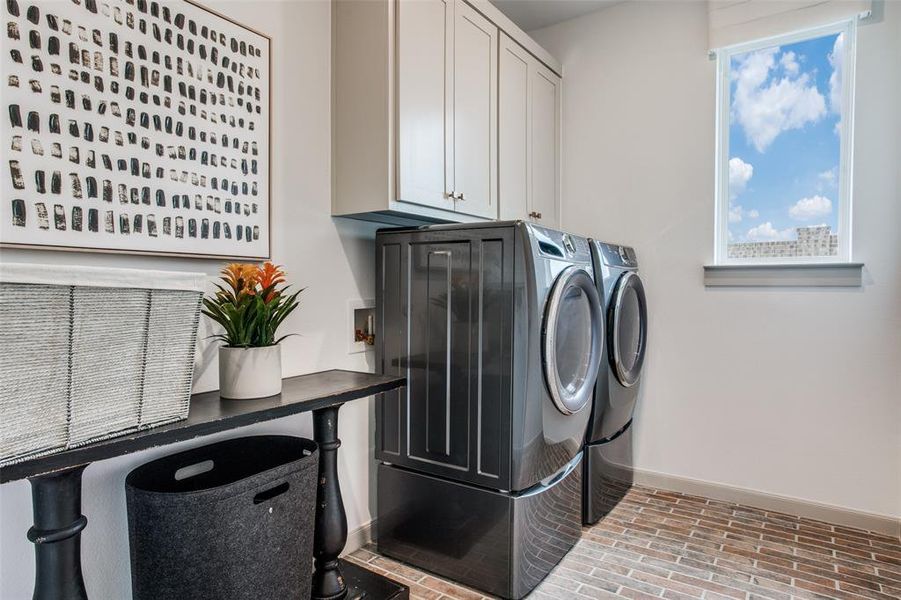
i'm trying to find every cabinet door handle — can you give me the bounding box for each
[446,191,455,199]
[456,192,465,201]
[529,211,542,219]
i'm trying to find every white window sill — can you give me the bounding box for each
[703,263,864,287]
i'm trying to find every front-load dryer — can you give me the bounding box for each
[375,221,605,599]
[583,241,648,525]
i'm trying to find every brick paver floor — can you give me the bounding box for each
[346,485,901,600]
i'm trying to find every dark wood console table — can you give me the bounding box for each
[1,369,408,600]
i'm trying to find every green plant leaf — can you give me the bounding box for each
[202,273,304,347]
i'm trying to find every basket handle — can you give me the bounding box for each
[253,482,289,504]
[174,460,215,481]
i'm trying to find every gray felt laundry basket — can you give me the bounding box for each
[125,435,319,600]
[0,264,205,467]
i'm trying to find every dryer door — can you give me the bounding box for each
[609,271,648,387]
[542,266,605,415]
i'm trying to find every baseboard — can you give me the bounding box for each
[342,519,376,556]
[633,468,901,538]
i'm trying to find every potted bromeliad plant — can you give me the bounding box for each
[203,262,302,399]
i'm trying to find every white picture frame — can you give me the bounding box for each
[2,0,271,259]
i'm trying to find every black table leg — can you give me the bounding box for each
[311,405,347,600]
[27,465,89,600]
[310,405,408,600]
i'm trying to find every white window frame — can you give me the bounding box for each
[713,19,857,265]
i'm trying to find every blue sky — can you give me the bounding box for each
[728,33,843,243]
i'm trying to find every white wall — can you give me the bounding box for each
[532,1,901,519]
[0,2,382,598]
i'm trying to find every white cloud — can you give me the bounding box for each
[728,157,757,223]
[728,157,753,200]
[732,48,827,152]
[829,34,844,136]
[728,205,760,223]
[746,222,794,241]
[817,167,837,189]
[789,195,833,220]
[828,33,844,114]
[780,51,799,76]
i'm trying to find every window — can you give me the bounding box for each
[714,21,856,264]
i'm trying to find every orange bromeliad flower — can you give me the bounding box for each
[203,260,303,347]
[221,263,262,296]
[257,262,287,302]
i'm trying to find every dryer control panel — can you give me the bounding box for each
[598,243,638,269]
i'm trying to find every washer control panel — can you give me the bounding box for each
[530,225,591,262]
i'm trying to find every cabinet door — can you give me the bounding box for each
[530,64,561,228]
[452,1,498,219]
[407,241,473,471]
[376,228,514,490]
[498,34,530,222]
[397,0,455,211]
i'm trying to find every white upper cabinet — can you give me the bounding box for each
[333,0,561,226]
[529,63,561,228]
[452,2,498,219]
[397,0,455,213]
[498,33,561,228]
[498,36,530,222]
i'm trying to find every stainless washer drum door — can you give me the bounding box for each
[609,271,648,387]
[542,266,605,415]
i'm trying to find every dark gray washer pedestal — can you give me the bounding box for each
[377,454,582,600]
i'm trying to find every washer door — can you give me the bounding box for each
[609,271,648,387]
[543,266,605,415]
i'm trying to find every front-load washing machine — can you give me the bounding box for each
[375,222,605,599]
[583,241,648,525]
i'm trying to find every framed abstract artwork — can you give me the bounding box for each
[2,0,271,259]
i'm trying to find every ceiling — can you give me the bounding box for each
[489,0,623,32]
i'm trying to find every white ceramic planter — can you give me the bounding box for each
[218,345,282,400]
